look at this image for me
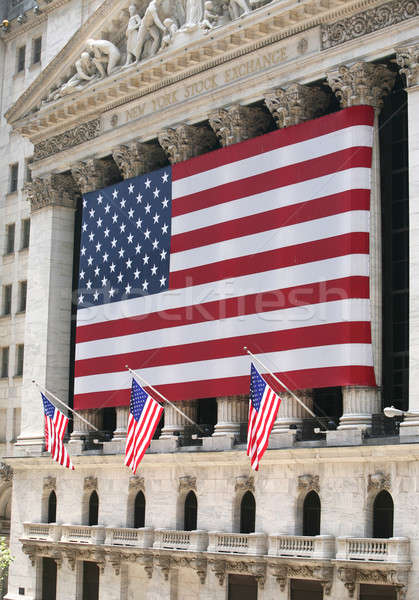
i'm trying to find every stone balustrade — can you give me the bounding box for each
[23,522,61,542]
[153,529,208,552]
[268,534,335,559]
[336,537,410,563]
[61,525,106,545]
[207,532,267,555]
[104,526,154,548]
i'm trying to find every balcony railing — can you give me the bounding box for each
[336,537,410,563]
[105,527,154,548]
[23,522,61,542]
[61,525,105,545]
[208,532,267,555]
[153,529,208,551]
[268,534,335,559]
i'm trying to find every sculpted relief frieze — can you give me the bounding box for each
[45,0,273,104]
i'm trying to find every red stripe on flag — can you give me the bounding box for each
[172,147,372,217]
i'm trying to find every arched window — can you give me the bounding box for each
[88,491,99,526]
[184,491,197,531]
[240,491,255,534]
[303,491,321,536]
[373,490,394,538]
[134,491,146,528]
[47,490,57,523]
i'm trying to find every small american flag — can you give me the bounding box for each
[125,378,164,474]
[247,364,281,471]
[41,393,74,470]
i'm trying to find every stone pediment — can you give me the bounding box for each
[5,0,388,145]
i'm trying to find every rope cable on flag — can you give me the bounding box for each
[243,347,327,431]
[125,365,206,434]
[32,380,100,432]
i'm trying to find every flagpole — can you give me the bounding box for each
[125,365,205,432]
[32,380,100,432]
[243,347,318,420]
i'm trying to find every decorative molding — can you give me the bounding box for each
[191,558,207,584]
[157,556,171,581]
[367,471,391,492]
[208,104,272,146]
[179,475,197,493]
[396,42,419,87]
[270,562,333,593]
[71,157,120,194]
[43,476,56,493]
[141,555,154,579]
[22,542,37,567]
[209,559,227,586]
[158,124,218,164]
[235,476,255,494]
[108,551,122,576]
[24,173,80,212]
[65,550,77,571]
[298,474,320,493]
[84,476,98,491]
[321,0,419,49]
[264,84,328,129]
[337,566,409,598]
[129,476,145,492]
[0,463,13,483]
[112,141,167,179]
[327,61,396,110]
[33,119,102,161]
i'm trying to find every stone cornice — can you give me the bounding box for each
[7,441,419,470]
[6,0,406,139]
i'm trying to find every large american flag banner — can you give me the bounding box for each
[247,363,281,470]
[74,106,376,409]
[42,393,74,470]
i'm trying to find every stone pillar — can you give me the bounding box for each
[271,390,313,432]
[212,395,248,437]
[264,83,328,129]
[70,409,103,441]
[70,158,121,442]
[160,400,198,438]
[17,174,80,450]
[112,140,167,178]
[206,106,270,444]
[326,62,396,432]
[264,85,328,437]
[208,104,272,146]
[158,124,218,163]
[113,406,130,441]
[396,43,419,434]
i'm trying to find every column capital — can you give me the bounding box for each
[396,42,419,88]
[208,104,272,146]
[71,157,120,194]
[24,173,80,212]
[112,141,167,179]
[264,84,328,128]
[158,124,218,164]
[326,62,396,110]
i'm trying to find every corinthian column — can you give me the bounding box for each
[159,401,198,438]
[112,140,167,178]
[158,124,218,164]
[17,174,80,450]
[70,157,122,442]
[396,43,419,435]
[264,85,328,439]
[208,104,272,146]
[326,62,396,431]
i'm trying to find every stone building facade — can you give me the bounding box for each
[0,0,419,598]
